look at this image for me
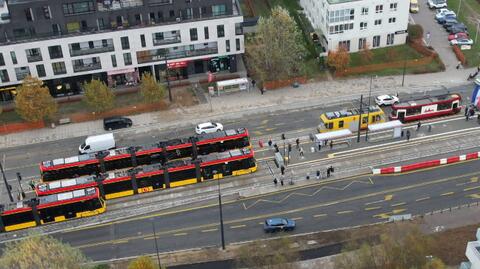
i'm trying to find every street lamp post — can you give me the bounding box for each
[365,75,374,141]
[151,221,162,269]
[401,52,407,87]
[215,170,226,250]
[356,94,363,143]
[164,53,172,102]
[0,161,13,202]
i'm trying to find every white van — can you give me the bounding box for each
[79,133,116,154]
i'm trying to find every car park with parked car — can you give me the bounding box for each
[103,116,132,131]
[450,23,468,34]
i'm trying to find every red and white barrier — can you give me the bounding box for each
[372,151,480,175]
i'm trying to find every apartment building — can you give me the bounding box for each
[300,0,409,54]
[0,0,244,101]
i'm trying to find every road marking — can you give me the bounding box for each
[471,177,479,183]
[415,197,430,202]
[440,192,454,196]
[365,206,381,211]
[291,217,303,221]
[113,239,129,244]
[364,200,384,205]
[258,222,264,225]
[392,209,406,214]
[337,210,353,215]
[143,236,157,240]
[173,232,188,236]
[464,186,480,192]
[384,194,393,201]
[373,213,391,219]
[265,128,276,132]
[274,123,286,126]
[230,224,246,229]
[391,202,406,207]
[468,193,480,199]
[201,228,218,233]
[313,214,327,218]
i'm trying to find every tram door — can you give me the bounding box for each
[397,110,406,122]
[452,101,459,110]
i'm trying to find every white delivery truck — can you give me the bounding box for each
[78,133,116,154]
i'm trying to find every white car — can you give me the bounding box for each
[428,0,447,9]
[435,9,455,20]
[375,95,399,106]
[195,122,224,134]
[450,38,474,46]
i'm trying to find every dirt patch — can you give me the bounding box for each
[173,86,199,107]
[430,223,479,265]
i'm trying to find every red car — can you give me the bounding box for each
[448,32,469,41]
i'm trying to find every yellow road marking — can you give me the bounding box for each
[384,194,393,201]
[471,177,479,183]
[373,213,391,219]
[415,197,430,202]
[364,200,384,205]
[468,193,480,199]
[441,192,454,196]
[265,128,276,132]
[365,206,381,211]
[114,240,129,244]
[143,236,157,240]
[291,217,303,221]
[337,210,353,215]
[313,214,327,218]
[464,186,480,192]
[391,202,406,207]
[201,228,218,233]
[230,225,246,229]
[392,209,406,214]
[173,233,187,236]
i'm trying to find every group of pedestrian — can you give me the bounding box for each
[251,79,266,95]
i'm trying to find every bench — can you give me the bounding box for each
[58,118,71,125]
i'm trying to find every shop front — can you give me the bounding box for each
[166,60,189,81]
[107,68,139,87]
[207,55,237,73]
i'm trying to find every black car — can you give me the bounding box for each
[450,23,468,34]
[103,116,132,131]
[438,14,456,24]
[443,18,458,29]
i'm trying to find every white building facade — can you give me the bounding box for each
[300,0,409,53]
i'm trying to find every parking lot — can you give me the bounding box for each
[410,0,461,71]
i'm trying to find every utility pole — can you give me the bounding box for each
[356,94,363,143]
[151,221,162,269]
[0,161,13,202]
[16,172,24,200]
[164,53,172,102]
[365,75,374,142]
[215,170,225,250]
[457,0,462,17]
[401,53,407,87]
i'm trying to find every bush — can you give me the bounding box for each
[408,24,424,41]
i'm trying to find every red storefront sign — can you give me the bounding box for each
[167,61,189,69]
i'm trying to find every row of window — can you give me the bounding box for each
[339,33,396,51]
[330,17,398,34]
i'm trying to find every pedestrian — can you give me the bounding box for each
[465,106,469,116]
[318,143,322,151]
[417,121,421,131]
[260,87,265,95]
[470,108,475,119]
[428,124,432,132]
[281,165,285,175]
[406,130,411,141]
[273,178,278,186]
[329,140,333,150]
[29,180,35,190]
[457,61,462,69]
[299,147,304,157]
[477,113,480,124]
[330,165,334,173]
[316,170,320,180]
[288,143,292,153]
[324,139,328,146]
[280,176,284,186]
[268,138,272,147]
[477,66,480,72]
[274,143,279,152]
[327,167,331,177]
[466,108,470,121]
[251,79,256,89]
[295,138,300,149]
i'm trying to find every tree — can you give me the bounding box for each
[327,46,350,73]
[127,256,156,269]
[235,236,300,269]
[245,6,306,83]
[334,224,445,269]
[0,233,89,269]
[359,44,373,64]
[140,73,166,103]
[14,76,57,122]
[83,79,115,112]
[407,24,424,41]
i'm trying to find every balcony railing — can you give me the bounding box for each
[27,55,43,62]
[73,62,102,72]
[70,45,115,57]
[152,36,181,46]
[137,47,218,64]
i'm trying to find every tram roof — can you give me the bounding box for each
[395,93,460,107]
[323,106,382,120]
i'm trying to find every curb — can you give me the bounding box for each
[372,151,480,174]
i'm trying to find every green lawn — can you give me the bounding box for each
[447,0,480,66]
[349,45,424,67]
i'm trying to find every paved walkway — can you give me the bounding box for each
[0,65,475,149]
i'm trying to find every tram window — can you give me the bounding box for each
[169,168,196,182]
[362,117,368,124]
[325,122,333,129]
[338,120,344,128]
[375,115,381,121]
[103,180,133,194]
[438,103,449,110]
[2,211,35,226]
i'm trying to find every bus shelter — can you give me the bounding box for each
[314,129,353,148]
[367,120,403,142]
[214,78,249,96]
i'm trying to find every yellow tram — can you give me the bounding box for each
[318,106,385,133]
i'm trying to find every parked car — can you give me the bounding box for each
[410,0,419,13]
[437,13,457,24]
[428,0,447,9]
[450,24,468,34]
[263,218,296,233]
[103,116,132,131]
[443,18,459,29]
[195,122,223,134]
[448,32,469,41]
[450,38,474,46]
[375,95,399,106]
[435,8,455,20]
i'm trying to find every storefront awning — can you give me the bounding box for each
[107,68,136,76]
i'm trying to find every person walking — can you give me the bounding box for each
[406,130,411,141]
[268,138,273,147]
[260,87,265,95]
[457,61,462,69]
[466,107,470,121]
[417,121,421,131]
[273,178,278,186]
[318,143,322,152]
[280,175,284,186]
[329,140,333,150]
[251,79,256,89]
[299,147,304,157]
[326,168,331,177]
[29,180,35,190]
[295,138,300,149]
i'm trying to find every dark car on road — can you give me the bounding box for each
[264,218,296,233]
[103,116,132,131]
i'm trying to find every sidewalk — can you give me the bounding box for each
[0,66,475,149]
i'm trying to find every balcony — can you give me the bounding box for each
[26,54,43,62]
[137,43,218,64]
[97,0,143,12]
[70,45,114,57]
[152,35,181,46]
[73,62,101,72]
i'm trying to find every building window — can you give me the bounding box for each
[63,1,95,16]
[36,64,46,77]
[374,19,382,25]
[184,8,193,19]
[387,33,395,45]
[169,10,175,17]
[140,34,146,47]
[43,6,52,19]
[390,3,398,10]
[328,8,354,23]
[217,25,225,38]
[121,36,130,50]
[0,70,9,82]
[338,40,350,51]
[373,35,381,47]
[0,53,4,66]
[190,28,198,41]
[52,62,67,75]
[111,54,117,67]
[48,45,63,59]
[15,67,31,80]
[226,40,230,52]
[389,17,396,23]
[328,23,354,34]
[375,5,383,13]
[358,37,367,50]
[235,23,243,35]
[236,38,241,51]
[66,22,80,33]
[10,52,17,65]
[212,4,226,16]
[204,26,209,39]
[26,48,43,62]
[25,8,33,21]
[123,53,132,65]
[361,7,368,15]
[360,22,367,30]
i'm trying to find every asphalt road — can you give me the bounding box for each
[49,158,480,261]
